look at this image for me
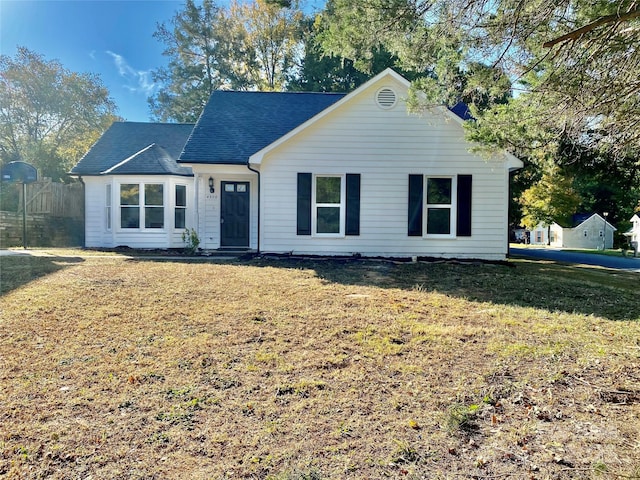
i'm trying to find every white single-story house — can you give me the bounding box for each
[71,69,523,260]
[623,213,639,250]
[530,213,616,249]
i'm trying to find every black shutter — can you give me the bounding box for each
[456,175,472,236]
[345,174,361,236]
[297,173,312,235]
[408,174,423,236]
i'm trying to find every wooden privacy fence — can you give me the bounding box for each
[18,178,84,219]
[1,178,84,247]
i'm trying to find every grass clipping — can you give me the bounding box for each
[0,256,639,479]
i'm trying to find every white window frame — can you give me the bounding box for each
[174,184,187,230]
[105,183,112,231]
[312,174,345,237]
[424,176,457,238]
[118,182,166,231]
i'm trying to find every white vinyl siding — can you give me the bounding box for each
[258,77,513,260]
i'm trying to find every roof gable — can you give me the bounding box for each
[247,68,522,171]
[70,122,194,176]
[179,90,346,164]
[249,69,411,164]
[571,213,617,231]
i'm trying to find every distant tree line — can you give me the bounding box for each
[0,47,118,183]
[2,0,638,236]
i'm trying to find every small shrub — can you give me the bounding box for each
[181,228,200,255]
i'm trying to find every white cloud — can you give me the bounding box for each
[107,50,158,96]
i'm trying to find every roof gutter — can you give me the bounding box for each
[246,161,260,254]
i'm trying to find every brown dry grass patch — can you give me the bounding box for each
[1,256,639,479]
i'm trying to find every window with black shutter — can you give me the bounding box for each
[297,173,361,236]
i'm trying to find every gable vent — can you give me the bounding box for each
[376,88,397,109]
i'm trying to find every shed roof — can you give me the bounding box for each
[70,122,194,176]
[178,91,346,164]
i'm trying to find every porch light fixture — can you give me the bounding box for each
[208,176,215,193]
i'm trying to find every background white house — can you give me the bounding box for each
[624,213,639,255]
[530,213,616,249]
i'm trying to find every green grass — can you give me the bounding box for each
[1,255,638,479]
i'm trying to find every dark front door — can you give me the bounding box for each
[221,181,250,248]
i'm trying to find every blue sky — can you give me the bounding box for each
[1,0,196,121]
[1,0,326,122]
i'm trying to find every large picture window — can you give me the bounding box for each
[175,185,186,229]
[119,183,164,229]
[314,175,343,234]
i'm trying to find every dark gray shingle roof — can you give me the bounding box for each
[179,91,346,164]
[101,143,192,176]
[70,122,194,176]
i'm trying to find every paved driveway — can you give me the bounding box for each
[510,247,640,273]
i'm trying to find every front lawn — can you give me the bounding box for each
[1,255,638,479]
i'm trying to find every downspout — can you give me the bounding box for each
[246,161,260,254]
[77,175,86,248]
[194,173,200,243]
